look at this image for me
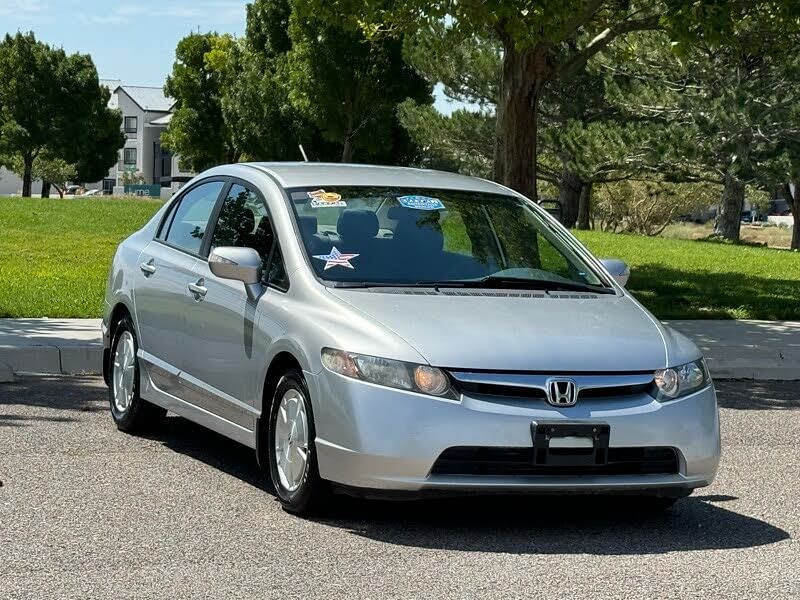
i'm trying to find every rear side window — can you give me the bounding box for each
[160,180,225,254]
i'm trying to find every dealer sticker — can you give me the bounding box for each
[397,195,445,211]
[308,189,347,208]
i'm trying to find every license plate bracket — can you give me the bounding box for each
[531,421,610,467]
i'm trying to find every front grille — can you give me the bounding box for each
[447,371,655,402]
[430,446,679,477]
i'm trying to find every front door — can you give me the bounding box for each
[182,182,288,415]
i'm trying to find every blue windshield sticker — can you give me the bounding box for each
[397,195,445,211]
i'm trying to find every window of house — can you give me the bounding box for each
[124,116,138,134]
[123,148,137,165]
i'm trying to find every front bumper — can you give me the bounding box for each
[307,370,721,493]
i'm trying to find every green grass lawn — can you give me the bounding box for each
[0,197,161,318]
[574,230,800,320]
[0,196,798,319]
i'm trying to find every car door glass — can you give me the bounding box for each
[156,199,180,240]
[163,180,225,254]
[210,184,271,254]
[211,183,289,290]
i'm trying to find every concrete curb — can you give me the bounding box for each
[0,360,13,383]
[0,318,798,381]
[0,344,102,375]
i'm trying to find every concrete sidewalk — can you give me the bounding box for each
[1,317,798,381]
[0,318,102,381]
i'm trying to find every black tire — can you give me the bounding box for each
[108,316,166,433]
[267,369,329,515]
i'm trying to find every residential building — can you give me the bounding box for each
[0,80,193,197]
[94,82,194,194]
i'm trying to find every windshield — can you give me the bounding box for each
[288,186,610,290]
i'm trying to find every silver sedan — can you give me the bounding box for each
[102,163,721,514]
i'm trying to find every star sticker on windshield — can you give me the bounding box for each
[313,246,360,270]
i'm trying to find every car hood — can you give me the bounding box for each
[327,288,687,372]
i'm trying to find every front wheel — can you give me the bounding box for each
[268,369,329,515]
[108,316,166,432]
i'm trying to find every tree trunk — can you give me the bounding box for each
[341,136,354,163]
[577,181,593,230]
[494,42,551,203]
[41,181,51,198]
[22,152,34,198]
[558,170,583,228]
[784,182,800,251]
[713,174,744,241]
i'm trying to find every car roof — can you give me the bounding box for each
[239,162,516,196]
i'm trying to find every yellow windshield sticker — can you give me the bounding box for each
[308,189,346,208]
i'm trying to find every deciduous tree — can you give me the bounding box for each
[0,32,121,196]
[286,11,431,162]
[162,33,239,171]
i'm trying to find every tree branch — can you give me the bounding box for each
[557,14,661,80]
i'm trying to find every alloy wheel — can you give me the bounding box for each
[112,330,136,413]
[273,388,310,492]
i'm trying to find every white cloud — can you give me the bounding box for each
[0,0,49,20]
[78,0,244,27]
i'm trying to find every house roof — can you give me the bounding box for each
[99,79,122,109]
[117,85,174,112]
[149,113,173,126]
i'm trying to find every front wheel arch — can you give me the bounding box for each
[256,352,303,469]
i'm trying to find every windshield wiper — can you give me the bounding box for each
[472,275,615,294]
[406,276,614,294]
[332,281,444,289]
[333,278,614,294]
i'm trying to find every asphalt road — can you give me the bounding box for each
[1,376,798,599]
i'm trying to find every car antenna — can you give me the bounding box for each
[299,144,309,162]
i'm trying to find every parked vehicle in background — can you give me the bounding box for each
[102,163,721,515]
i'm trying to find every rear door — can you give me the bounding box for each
[133,179,226,380]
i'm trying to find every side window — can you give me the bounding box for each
[157,201,179,240]
[210,184,271,256]
[210,183,289,291]
[162,180,225,254]
[266,244,289,291]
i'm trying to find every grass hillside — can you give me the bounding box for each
[0,197,161,318]
[575,230,799,320]
[0,196,797,319]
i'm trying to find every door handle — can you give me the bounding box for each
[139,260,156,275]
[188,280,207,298]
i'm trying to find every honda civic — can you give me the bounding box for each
[102,163,721,514]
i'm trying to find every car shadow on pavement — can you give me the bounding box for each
[150,415,789,557]
[0,375,106,427]
[715,380,800,410]
[318,494,790,555]
[154,415,276,495]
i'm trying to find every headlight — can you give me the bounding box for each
[651,359,710,401]
[321,348,455,399]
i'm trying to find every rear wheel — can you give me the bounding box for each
[268,369,329,515]
[108,316,166,432]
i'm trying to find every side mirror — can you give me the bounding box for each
[209,246,263,300]
[600,258,630,287]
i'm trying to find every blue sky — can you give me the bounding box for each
[0,0,463,114]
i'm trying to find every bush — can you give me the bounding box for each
[593,180,720,236]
